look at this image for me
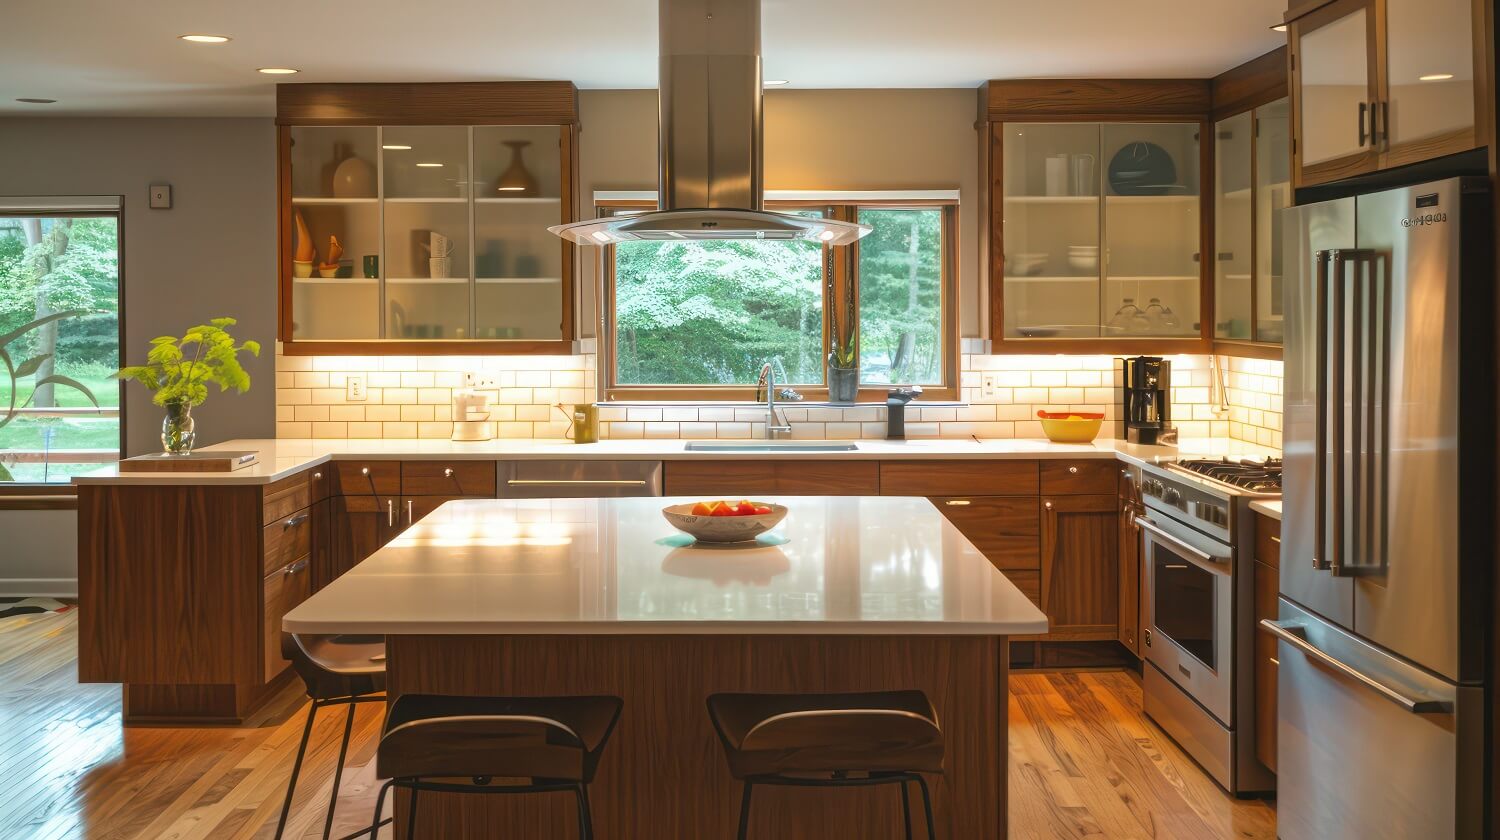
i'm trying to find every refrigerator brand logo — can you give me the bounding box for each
[1401,212,1448,227]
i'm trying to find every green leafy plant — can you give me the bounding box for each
[826,245,857,370]
[0,311,101,481]
[117,317,261,407]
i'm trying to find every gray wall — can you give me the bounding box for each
[0,118,278,456]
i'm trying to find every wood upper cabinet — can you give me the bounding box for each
[1288,0,1484,189]
[977,80,1212,354]
[1039,493,1120,640]
[277,82,580,356]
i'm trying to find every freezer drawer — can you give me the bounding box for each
[1269,599,1483,840]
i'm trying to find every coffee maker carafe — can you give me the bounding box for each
[1121,356,1176,445]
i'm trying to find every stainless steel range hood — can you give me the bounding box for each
[549,0,871,247]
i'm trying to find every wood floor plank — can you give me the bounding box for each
[0,609,1276,839]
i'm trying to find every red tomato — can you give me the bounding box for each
[735,501,758,516]
[691,501,715,516]
[754,505,772,515]
[710,504,736,517]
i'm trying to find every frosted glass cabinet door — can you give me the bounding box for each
[1214,112,1254,340]
[288,126,381,340]
[1255,99,1291,344]
[1296,2,1373,168]
[473,126,565,340]
[1383,0,1475,152]
[1001,123,1101,338]
[1102,123,1200,337]
[382,126,471,340]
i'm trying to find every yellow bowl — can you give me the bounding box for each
[1038,415,1104,443]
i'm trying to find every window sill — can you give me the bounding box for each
[599,399,969,408]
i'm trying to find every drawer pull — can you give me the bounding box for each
[1044,501,1054,510]
[507,479,647,487]
[1270,535,1281,544]
[444,468,455,478]
[313,471,322,480]
[387,498,395,527]
[283,513,309,529]
[283,559,308,576]
[944,500,972,506]
[1270,657,1280,666]
[1068,465,1079,474]
[361,467,370,476]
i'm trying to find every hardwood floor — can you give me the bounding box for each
[0,609,1276,839]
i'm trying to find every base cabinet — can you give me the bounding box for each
[1253,512,1281,773]
[262,556,311,681]
[327,494,402,585]
[1117,500,1144,655]
[1040,494,1119,640]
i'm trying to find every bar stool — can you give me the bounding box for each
[706,690,945,840]
[368,693,624,840]
[273,633,387,840]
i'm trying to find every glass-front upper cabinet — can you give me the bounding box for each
[1254,99,1290,343]
[278,81,579,354]
[1383,0,1476,161]
[1213,99,1290,347]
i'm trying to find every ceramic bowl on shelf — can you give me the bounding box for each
[662,503,789,544]
[1005,252,1049,276]
[293,260,315,278]
[1067,254,1099,272]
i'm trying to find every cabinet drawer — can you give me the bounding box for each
[880,460,1037,496]
[931,497,1039,569]
[329,461,400,496]
[263,507,312,575]
[1039,460,1116,495]
[1255,513,1281,568]
[663,461,878,496]
[263,472,311,526]
[263,557,312,683]
[1253,558,1279,772]
[402,461,496,496]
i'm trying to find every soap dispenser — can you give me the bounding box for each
[886,386,923,439]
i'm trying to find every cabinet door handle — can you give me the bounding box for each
[1068,465,1079,474]
[1270,535,1281,544]
[1358,101,1368,146]
[944,499,972,506]
[1044,500,1054,510]
[387,498,395,527]
[406,499,414,525]
[313,471,322,480]
[444,467,455,478]
[283,513,309,529]
[283,558,308,576]
[361,467,371,476]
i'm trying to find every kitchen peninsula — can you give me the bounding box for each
[284,494,1047,837]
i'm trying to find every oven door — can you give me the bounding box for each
[1140,512,1234,725]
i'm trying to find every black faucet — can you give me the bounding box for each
[886,386,922,439]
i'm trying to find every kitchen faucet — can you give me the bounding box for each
[756,362,793,439]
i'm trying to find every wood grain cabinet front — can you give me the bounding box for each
[402,461,497,496]
[1253,512,1281,773]
[262,557,312,682]
[929,496,1040,570]
[328,461,401,496]
[881,460,1037,496]
[1039,494,1120,641]
[1040,460,1117,495]
[663,460,879,496]
[327,494,403,582]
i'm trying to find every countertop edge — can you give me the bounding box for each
[1248,499,1282,520]
[280,619,1053,636]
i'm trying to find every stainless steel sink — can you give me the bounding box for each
[684,440,859,452]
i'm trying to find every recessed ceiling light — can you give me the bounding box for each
[763,80,789,86]
[257,67,299,75]
[1420,73,1455,81]
[1270,24,1287,32]
[382,144,412,150]
[179,34,231,43]
[16,98,57,104]
[416,162,444,168]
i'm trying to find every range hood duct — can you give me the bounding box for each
[549,0,871,246]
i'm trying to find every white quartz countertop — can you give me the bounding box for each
[283,496,1051,636]
[1249,499,1282,520]
[74,436,1280,485]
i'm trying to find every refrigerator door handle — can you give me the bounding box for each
[1259,619,1449,714]
[1313,250,1331,571]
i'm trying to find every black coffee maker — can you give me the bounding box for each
[1122,356,1176,445]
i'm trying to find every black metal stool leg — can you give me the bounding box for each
[369,779,394,839]
[577,783,596,840]
[900,779,913,840]
[737,781,756,840]
[914,775,936,840]
[275,699,320,840]
[404,784,420,840]
[322,699,357,840]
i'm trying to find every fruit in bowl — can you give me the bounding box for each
[663,500,789,543]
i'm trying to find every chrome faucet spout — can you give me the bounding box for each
[758,362,792,440]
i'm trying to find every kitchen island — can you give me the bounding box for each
[284,495,1048,838]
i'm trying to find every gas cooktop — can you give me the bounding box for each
[1169,457,1283,494]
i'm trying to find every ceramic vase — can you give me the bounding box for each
[331,143,376,198]
[161,402,196,454]
[828,364,859,404]
[495,140,540,197]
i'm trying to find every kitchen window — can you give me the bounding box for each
[0,198,123,485]
[601,196,956,401]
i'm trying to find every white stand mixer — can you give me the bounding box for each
[451,389,493,441]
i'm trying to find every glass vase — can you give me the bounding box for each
[162,402,196,454]
[828,364,859,405]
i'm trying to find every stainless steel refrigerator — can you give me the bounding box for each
[1269,176,1492,839]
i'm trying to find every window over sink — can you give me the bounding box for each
[600,195,956,402]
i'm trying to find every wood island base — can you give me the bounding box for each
[386,633,1010,839]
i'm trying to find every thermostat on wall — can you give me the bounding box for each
[149,184,171,209]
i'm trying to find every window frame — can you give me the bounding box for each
[600,197,958,403]
[0,199,125,499]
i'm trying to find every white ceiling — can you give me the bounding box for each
[0,0,1286,117]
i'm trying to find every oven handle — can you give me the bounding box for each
[1135,515,1231,574]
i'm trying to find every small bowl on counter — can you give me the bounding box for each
[662,502,789,544]
[1036,410,1105,443]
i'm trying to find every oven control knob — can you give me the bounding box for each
[1163,487,1182,505]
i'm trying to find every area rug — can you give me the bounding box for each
[0,597,69,620]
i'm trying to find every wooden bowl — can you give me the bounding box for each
[661,503,789,544]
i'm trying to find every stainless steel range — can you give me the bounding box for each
[1133,456,1280,796]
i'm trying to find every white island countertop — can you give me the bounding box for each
[284,496,1050,637]
[75,436,1280,485]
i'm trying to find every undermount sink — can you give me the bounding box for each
[684,440,859,452]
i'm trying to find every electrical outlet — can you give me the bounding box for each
[981,373,1000,400]
[463,372,496,389]
[346,375,366,401]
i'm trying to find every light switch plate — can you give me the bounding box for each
[148,184,172,209]
[346,375,366,401]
